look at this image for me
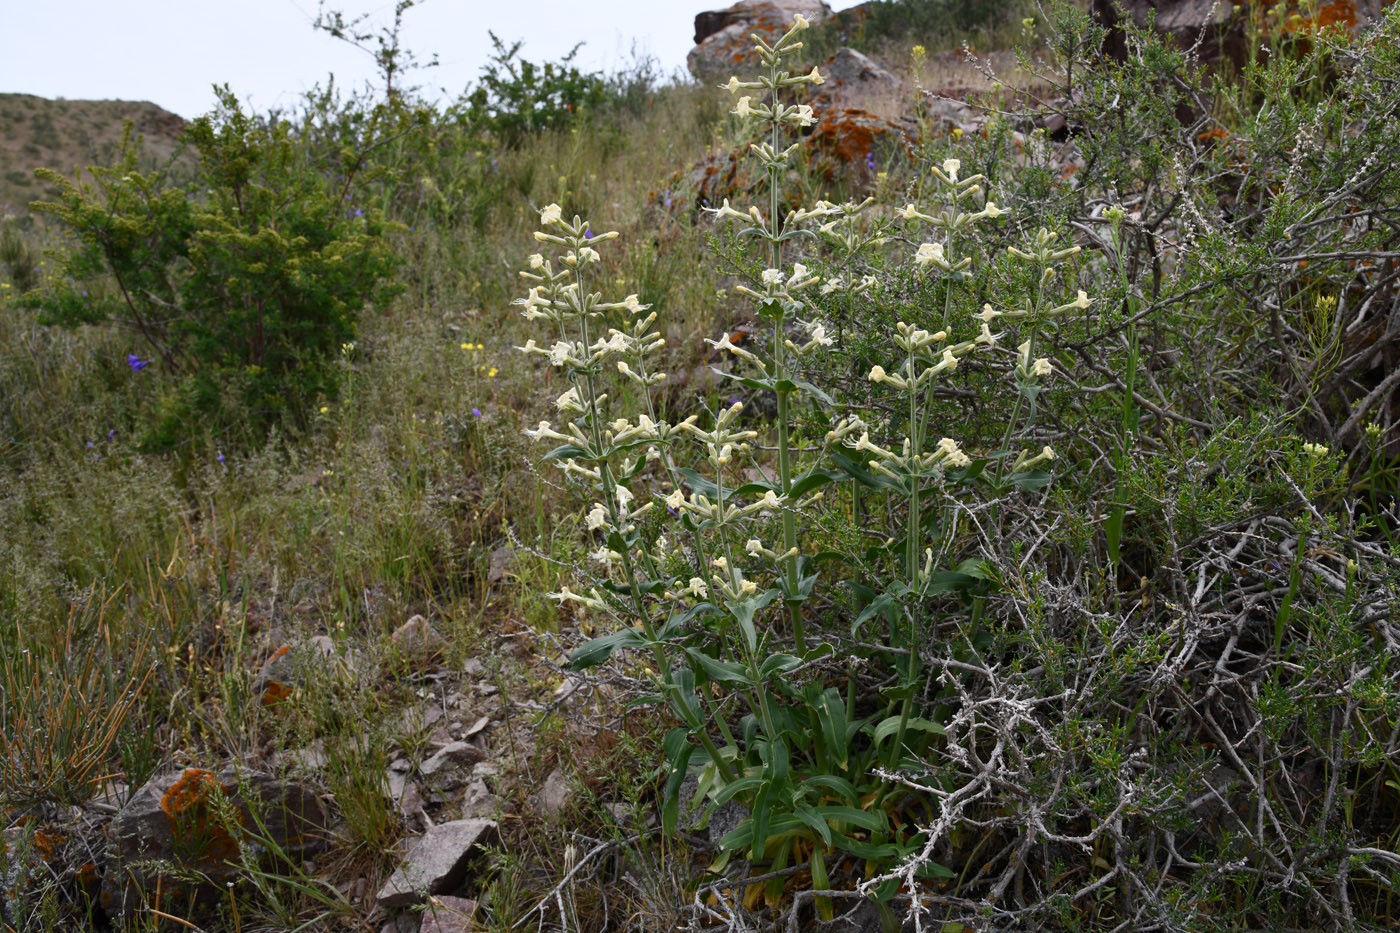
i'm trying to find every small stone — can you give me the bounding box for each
[392,615,446,657]
[486,546,515,584]
[398,780,424,818]
[463,715,490,738]
[459,776,498,819]
[462,659,485,678]
[386,769,410,801]
[421,895,479,933]
[420,742,487,789]
[536,769,573,821]
[376,819,498,909]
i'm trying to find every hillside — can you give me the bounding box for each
[0,93,185,216]
[2,1,1400,931]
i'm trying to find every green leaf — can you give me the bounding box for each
[541,443,590,462]
[811,850,834,922]
[671,668,704,730]
[1009,469,1053,491]
[831,450,906,491]
[789,468,843,499]
[830,832,899,859]
[661,728,695,837]
[714,775,764,805]
[918,861,957,879]
[853,593,899,636]
[567,627,646,669]
[813,805,885,832]
[794,803,833,847]
[802,774,860,807]
[685,648,752,688]
[924,571,980,595]
[727,588,781,654]
[758,653,804,679]
[815,687,849,770]
[672,467,719,500]
[788,377,834,406]
[873,715,945,748]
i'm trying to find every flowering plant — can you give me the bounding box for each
[514,13,1092,912]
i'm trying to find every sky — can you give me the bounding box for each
[2,0,866,119]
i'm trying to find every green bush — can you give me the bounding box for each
[25,89,400,451]
[461,33,608,146]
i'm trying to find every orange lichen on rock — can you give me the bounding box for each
[261,680,294,705]
[159,768,242,861]
[159,768,224,818]
[31,830,63,861]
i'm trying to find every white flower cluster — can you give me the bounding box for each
[849,430,972,481]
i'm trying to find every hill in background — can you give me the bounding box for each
[0,93,185,216]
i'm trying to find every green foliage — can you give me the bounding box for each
[25,90,400,451]
[808,0,1024,59]
[462,33,607,146]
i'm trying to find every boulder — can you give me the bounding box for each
[689,0,832,80]
[809,48,901,109]
[100,767,330,922]
[376,819,498,909]
[1092,0,1389,68]
[805,107,912,180]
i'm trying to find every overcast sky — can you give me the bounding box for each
[2,1,866,119]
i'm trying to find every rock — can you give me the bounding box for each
[253,635,340,706]
[805,107,911,180]
[676,775,751,846]
[421,895,479,933]
[393,615,447,658]
[458,776,499,819]
[486,546,515,584]
[101,767,330,923]
[809,48,901,110]
[688,0,832,80]
[1092,0,1388,69]
[273,741,328,775]
[421,742,487,789]
[462,658,486,678]
[397,780,424,819]
[376,819,498,909]
[536,769,573,821]
[381,917,418,933]
[463,715,491,739]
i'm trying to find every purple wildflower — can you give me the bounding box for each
[216,453,225,463]
[127,354,149,371]
[584,229,593,239]
[472,407,482,418]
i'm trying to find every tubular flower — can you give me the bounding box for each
[540,203,562,226]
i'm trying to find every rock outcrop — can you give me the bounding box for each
[1093,0,1391,67]
[101,767,329,922]
[688,0,832,80]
